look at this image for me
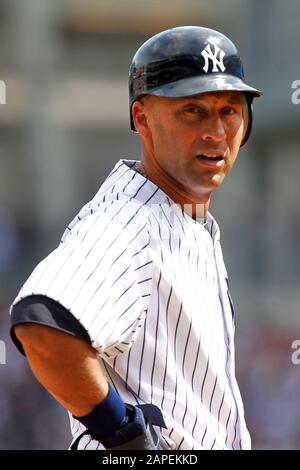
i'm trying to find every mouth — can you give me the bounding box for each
[195,153,225,169]
[196,153,224,161]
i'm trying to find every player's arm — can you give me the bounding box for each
[14,323,162,449]
[14,323,108,416]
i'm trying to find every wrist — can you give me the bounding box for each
[73,385,126,437]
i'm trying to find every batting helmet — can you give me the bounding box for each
[129,26,262,145]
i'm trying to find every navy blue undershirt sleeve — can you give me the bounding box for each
[10,295,91,355]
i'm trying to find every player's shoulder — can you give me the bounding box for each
[62,196,150,245]
[61,159,167,244]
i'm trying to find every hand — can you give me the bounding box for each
[100,404,161,450]
[71,403,164,450]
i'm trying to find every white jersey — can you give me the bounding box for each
[12,159,251,450]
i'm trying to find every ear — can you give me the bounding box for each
[132,100,151,137]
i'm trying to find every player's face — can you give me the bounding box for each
[138,91,245,200]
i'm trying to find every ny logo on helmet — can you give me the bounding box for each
[201,44,226,73]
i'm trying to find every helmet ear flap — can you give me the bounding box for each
[240,94,253,146]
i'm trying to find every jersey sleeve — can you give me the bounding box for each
[11,201,153,359]
[10,295,91,355]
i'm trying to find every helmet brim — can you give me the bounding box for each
[149,74,263,99]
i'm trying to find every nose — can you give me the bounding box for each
[201,112,226,142]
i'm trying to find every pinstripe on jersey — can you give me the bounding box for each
[11,159,251,450]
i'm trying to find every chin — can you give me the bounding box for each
[197,175,225,191]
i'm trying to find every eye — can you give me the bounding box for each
[184,106,200,114]
[220,106,236,115]
[183,105,208,117]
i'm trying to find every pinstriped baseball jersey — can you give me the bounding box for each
[11,159,251,450]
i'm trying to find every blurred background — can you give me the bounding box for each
[0,0,300,449]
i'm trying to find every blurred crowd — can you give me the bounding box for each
[237,322,300,449]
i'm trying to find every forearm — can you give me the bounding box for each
[14,323,162,450]
[14,323,108,416]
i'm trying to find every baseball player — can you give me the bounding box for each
[10,26,262,450]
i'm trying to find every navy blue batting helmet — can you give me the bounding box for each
[129,26,262,145]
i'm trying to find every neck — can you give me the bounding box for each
[140,158,211,219]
